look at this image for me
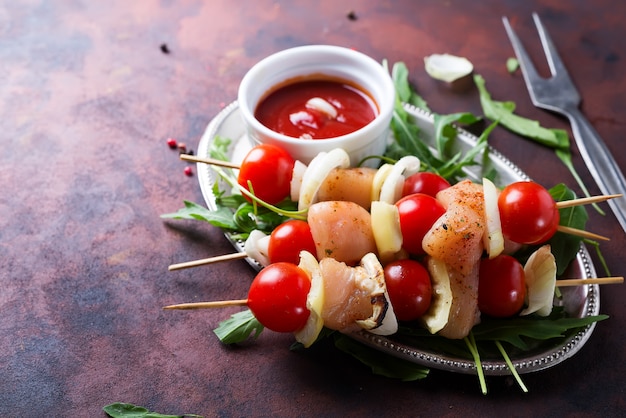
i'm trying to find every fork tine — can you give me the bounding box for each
[531,13,568,78]
[502,16,541,83]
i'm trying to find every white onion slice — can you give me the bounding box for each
[370,163,393,202]
[520,245,556,317]
[355,253,398,336]
[294,250,325,347]
[379,156,421,204]
[482,177,504,259]
[424,54,474,83]
[290,160,307,202]
[243,230,271,267]
[306,97,337,119]
[365,289,398,336]
[370,201,403,263]
[421,257,453,334]
[298,148,351,210]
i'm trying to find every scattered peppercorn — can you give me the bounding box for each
[346,10,357,21]
[184,166,193,176]
[177,142,187,152]
[167,138,177,149]
[160,43,170,54]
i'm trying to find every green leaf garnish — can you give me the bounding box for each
[464,333,487,395]
[213,309,264,344]
[334,334,429,381]
[495,341,527,392]
[470,312,608,351]
[506,57,519,73]
[103,402,202,418]
[474,74,569,150]
[389,61,431,112]
[161,200,239,231]
[433,112,481,157]
[548,184,589,275]
[388,62,488,181]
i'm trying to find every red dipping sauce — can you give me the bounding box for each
[254,78,378,140]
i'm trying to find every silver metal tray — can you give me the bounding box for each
[196,101,600,376]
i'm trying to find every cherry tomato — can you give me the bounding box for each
[395,193,446,255]
[268,220,317,265]
[402,172,451,198]
[498,181,559,245]
[478,255,526,318]
[247,262,311,333]
[237,144,295,205]
[384,259,432,321]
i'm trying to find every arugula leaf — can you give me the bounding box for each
[103,402,202,418]
[494,340,528,392]
[388,106,439,168]
[555,148,604,215]
[464,333,487,394]
[232,201,294,233]
[387,61,488,181]
[210,135,232,161]
[386,61,441,167]
[437,119,497,182]
[162,198,297,237]
[161,200,239,230]
[474,74,570,150]
[333,334,429,381]
[390,61,430,111]
[548,184,589,275]
[471,313,608,351]
[506,57,519,73]
[213,309,264,344]
[433,112,481,157]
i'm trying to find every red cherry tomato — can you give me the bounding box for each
[478,255,526,318]
[237,144,295,205]
[498,181,559,245]
[395,193,446,255]
[268,220,317,265]
[402,172,451,198]
[384,259,432,321]
[247,262,311,333]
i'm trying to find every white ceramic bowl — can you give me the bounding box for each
[237,45,395,167]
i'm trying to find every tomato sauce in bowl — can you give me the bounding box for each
[238,45,395,166]
[254,79,378,140]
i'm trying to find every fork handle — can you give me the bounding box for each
[564,105,626,234]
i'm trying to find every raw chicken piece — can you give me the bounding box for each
[318,253,397,335]
[307,201,377,265]
[422,180,485,339]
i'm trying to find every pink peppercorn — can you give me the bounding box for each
[184,166,193,176]
[167,138,177,149]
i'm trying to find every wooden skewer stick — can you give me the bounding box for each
[163,299,248,310]
[165,225,607,272]
[555,193,622,209]
[556,225,609,241]
[162,277,623,310]
[169,252,248,271]
[163,277,624,310]
[556,277,624,287]
[180,153,240,169]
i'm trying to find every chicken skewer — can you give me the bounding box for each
[163,275,624,310]
[167,188,618,272]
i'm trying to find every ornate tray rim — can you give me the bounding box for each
[195,100,600,376]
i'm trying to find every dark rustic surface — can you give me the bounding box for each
[2,1,624,416]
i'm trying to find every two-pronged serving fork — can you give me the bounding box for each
[503,13,626,234]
